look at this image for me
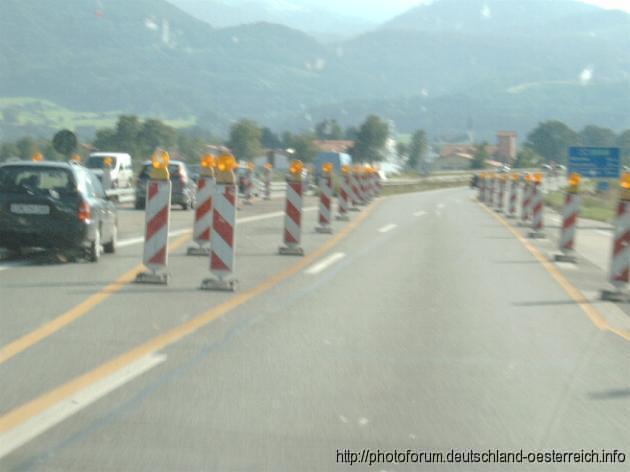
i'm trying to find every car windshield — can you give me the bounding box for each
[0,166,75,195]
[3,1,630,471]
[86,156,117,169]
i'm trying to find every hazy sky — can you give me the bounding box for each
[299,0,630,19]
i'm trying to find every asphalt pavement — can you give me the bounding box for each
[1,186,630,471]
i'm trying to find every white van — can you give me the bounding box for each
[86,152,134,188]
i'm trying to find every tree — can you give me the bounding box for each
[138,119,177,157]
[513,147,542,168]
[227,119,262,161]
[261,127,281,149]
[344,126,358,140]
[526,120,578,164]
[470,142,489,169]
[407,129,428,170]
[284,132,317,163]
[0,142,19,162]
[16,137,38,160]
[351,115,389,162]
[314,119,343,140]
[617,130,630,166]
[396,142,408,159]
[579,125,616,147]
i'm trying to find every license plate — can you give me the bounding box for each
[10,204,50,215]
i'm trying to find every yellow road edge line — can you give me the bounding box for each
[0,200,380,433]
[479,202,615,334]
[0,233,191,365]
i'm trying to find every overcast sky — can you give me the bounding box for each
[287,0,630,20]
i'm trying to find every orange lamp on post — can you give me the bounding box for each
[216,153,237,184]
[288,159,304,183]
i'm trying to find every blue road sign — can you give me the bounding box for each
[568,147,621,178]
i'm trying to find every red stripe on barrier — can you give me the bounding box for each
[286,200,300,226]
[146,206,168,241]
[213,212,234,246]
[211,252,229,271]
[148,182,159,200]
[195,198,212,219]
[563,212,577,230]
[224,186,236,205]
[200,228,210,241]
[284,229,297,244]
[148,246,166,265]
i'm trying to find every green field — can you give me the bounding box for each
[545,184,618,223]
[0,97,196,132]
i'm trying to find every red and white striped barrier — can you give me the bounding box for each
[602,174,630,301]
[136,151,171,285]
[316,164,334,233]
[519,175,532,226]
[528,173,545,238]
[279,160,306,256]
[263,163,272,200]
[496,174,505,212]
[554,174,581,263]
[349,169,361,211]
[243,163,254,205]
[507,174,518,218]
[478,173,485,202]
[188,155,215,256]
[202,154,239,291]
[489,174,497,207]
[337,166,351,221]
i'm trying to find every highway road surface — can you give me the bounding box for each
[1,187,630,471]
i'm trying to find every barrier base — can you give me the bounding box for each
[554,253,577,264]
[601,288,630,303]
[243,199,253,205]
[528,230,546,239]
[134,271,169,285]
[264,196,271,200]
[279,245,304,256]
[506,213,516,219]
[315,226,333,234]
[349,207,361,212]
[201,276,237,292]
[187,246,210,256]
[336,215,350,221]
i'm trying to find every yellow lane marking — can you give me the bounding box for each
[0,201,380,433]
[0,233,191,365]
[479,203,630,339]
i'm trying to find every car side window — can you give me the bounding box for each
[88,171,106,199]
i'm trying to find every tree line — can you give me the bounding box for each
[0,114,402,166]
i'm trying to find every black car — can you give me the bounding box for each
[470,174,480,188]
[135,160,196,210]
[0,161,117,262]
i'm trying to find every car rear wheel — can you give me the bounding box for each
[86,228,101,263]
[134,200,145,210]
[104,224,117,254]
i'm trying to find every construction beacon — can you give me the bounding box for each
[201,153,239,291]
[279,160,306,256]
[135,149,171,285]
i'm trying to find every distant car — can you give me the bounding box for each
[235,166,261,197]
[541,164,553,171]
[85,152,134,189]
[188,164,201,183]
[0,161,117,262]
[134,160,196,210]
[470,174,480,188]
[498,166,511,173]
